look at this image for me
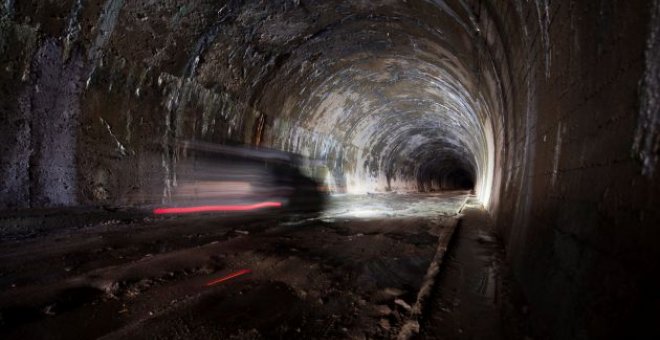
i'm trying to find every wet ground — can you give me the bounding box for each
[0,192,529,339]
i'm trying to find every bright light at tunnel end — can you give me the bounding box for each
[153,201,283,215]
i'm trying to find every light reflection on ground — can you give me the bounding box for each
[320,191,471,221]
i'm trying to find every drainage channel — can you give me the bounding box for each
[397,194,472,339]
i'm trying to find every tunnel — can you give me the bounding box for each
[1,0,659,339]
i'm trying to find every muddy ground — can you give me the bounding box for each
[0,192,530,339]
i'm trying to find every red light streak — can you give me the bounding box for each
[153,201,282,215]
[205,269,252,287]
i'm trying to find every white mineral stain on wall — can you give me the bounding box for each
[551,122,563,187]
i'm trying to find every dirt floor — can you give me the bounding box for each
[0,192,529,339]
[418,199,532,340]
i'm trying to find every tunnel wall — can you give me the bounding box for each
[1,0,500,207]
[0,0,263,207]
[488,1,660,338]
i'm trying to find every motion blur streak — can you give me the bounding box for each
[205,269,253,287]
[153,202,282,215]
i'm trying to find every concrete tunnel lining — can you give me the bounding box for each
[242,5,503,206]
[25,0,506,208]
[0,0,508,211]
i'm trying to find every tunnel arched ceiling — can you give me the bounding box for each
[181,0,504,202]
[2,0,509,206]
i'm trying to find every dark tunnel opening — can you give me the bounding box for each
[444,169,475,190]
[416,153,477,192]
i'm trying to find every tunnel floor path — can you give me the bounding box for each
[0,191,527,339]
[419,199,532,340]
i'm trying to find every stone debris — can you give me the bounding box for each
[379,318,391,330]
[394,298,412,312]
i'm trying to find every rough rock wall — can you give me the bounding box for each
[0,0,257,208]
[491,1,660,338]
[0,9,38,208]
[1,3,85,208]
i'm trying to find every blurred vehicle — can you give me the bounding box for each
[155,141,326,215]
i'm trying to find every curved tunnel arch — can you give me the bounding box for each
[241,7,504,206]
